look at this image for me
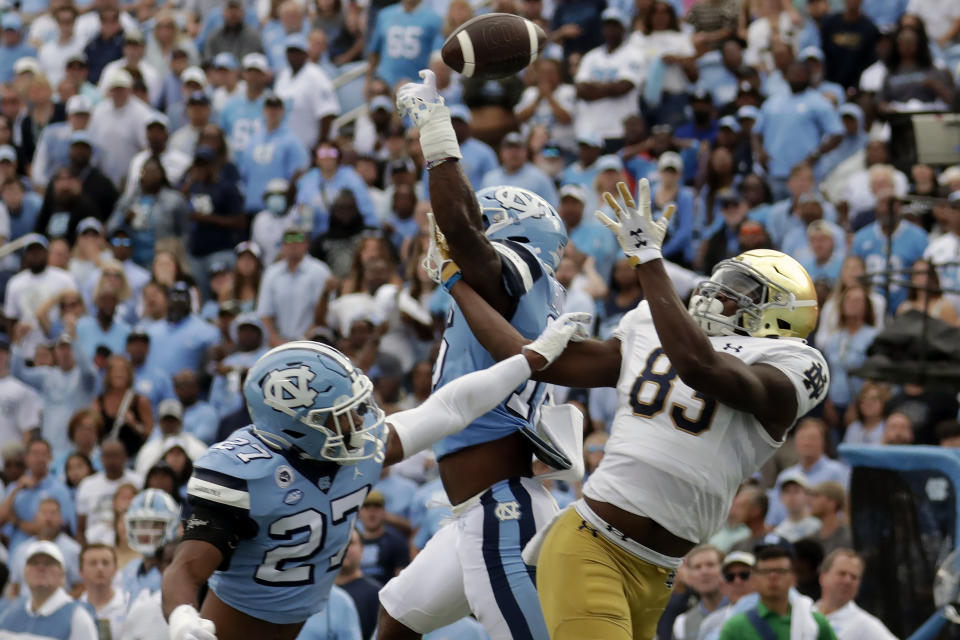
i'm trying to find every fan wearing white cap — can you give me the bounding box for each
[210,52,244,113]
[97,28,162,104]
[88,66,154,188]
[219,53,271,155]
[134,399,208,476]
[30,94,94,189]
[120,110,191,200]
[698,551,758,640]
[237,90,309,214]
[273,31,339,149]
[3,233,75,352]
[573,8,645,149]
[250,180,299,264]
[0,539,99,640]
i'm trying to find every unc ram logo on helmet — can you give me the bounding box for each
[478,185,567,274]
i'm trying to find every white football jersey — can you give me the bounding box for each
[583,302,829,543]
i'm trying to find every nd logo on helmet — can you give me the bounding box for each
[263,366,318,416]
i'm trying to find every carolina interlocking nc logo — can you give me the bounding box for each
[802,361,827,400]
[494,501,521,522]
[263,366,318,416]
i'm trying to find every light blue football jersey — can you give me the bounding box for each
[432,240,563,459]
[187,426,381,624]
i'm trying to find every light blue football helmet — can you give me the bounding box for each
[124,488,180,555]
[477,186,568,273]
[243,341,386,464]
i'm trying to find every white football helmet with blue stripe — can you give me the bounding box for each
[124,488,180,555]
[477,186,568,273]
[243,341,386,464]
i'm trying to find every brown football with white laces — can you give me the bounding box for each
[441,13,547,80]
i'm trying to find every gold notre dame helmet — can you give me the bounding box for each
[688,249,819,339]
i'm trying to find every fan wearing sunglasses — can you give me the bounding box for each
[698,551,757,640]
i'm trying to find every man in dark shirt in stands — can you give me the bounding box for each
[358,490,409,586]
[820,0,879,89]
[336,528,382,640]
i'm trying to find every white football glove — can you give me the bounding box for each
[522,313,592,370]
[596,179,675,266]
[396,70,462,168]
[421,211,462,291]
[169,604,217,640]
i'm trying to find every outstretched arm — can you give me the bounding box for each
[397,70,512,315]
[383,313,591,464]
[448,280,623,389]
[600,180,799,440]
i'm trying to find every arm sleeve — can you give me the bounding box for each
[388,354,533,458]
[184,466,256,570]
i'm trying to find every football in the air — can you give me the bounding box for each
[441,13,547,80]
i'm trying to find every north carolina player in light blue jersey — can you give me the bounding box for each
[379,71,573,640]
[367,0,443,87]
[161,320,589,640]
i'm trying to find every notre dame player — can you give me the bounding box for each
[437,179,830,640]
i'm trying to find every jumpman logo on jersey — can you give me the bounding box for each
[722,343,743,353]
[263,366,318,416]
[494,501,521,522]
[802,361,827,400]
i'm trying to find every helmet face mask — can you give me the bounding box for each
[300,381,386,463]
[124,489,180,556]
[245,341,387,465]
[689,250,819,339]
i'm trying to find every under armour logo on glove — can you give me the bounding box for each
[629,229,648,247]
[494,501,521,522]
[263,366,318,416]
[596,180,674,266]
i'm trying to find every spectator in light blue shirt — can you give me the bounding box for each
[695,41,743,109]
[816,103,867,181]
[209,314,267,418]
[219,53,271,157]
[0,14,36,84]
[558,184,620,281]
[797,220,846,288]
[237,93,309,214]
[4,439,77,552]
[800,47,846,106]
[852,197,929,311]
[296,584,363,640]
[651,151,696,267]
[367,0,443,87]
[754,62,843,200]
[560,132,604,209]
[172,369,219,445]
[375,469,419,523]
[481,132,559,208]
[11,334,97,458]
[862,0,909,30]
[146,282,220,379]
[449,105,498,190]
[74,286,131,367]
[766,419,851,527]
[296,141,378,236]
[125,327,175,416]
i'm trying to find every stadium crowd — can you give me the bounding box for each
[0,0,956,637]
